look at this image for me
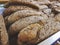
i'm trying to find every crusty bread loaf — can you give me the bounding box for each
[0,15,8,45]
[5,10,43,25]
[8,16,43,35]
[3,5,35,17]
[38,18,60,42]
[4,1,40,10]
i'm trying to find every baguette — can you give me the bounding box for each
[0,15,8,45]
[5,10,43,25]
[8,16,43,35]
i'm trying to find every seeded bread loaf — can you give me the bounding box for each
[5,10,43,25]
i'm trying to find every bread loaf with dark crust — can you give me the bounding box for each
[3,0,40,17]
[4,1,40,9]
[0,15,8,45]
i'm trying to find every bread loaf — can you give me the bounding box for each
[0,15,8,45]
[4,1,40,9]
[3,5,35,17]
[5,10,43,25]
[38,18,60,42]
[18,23,42,45]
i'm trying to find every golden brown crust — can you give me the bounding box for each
[18,23,42,44]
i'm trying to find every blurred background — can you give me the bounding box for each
[0,0,7,15]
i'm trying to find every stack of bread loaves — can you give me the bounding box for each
[2,0,60,45]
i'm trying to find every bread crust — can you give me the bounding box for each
[4,1,40,9]
[0,15,8,45]
[18,23,42,45]
[5,10,43,25]
[18,18,60,45]
[3,5,35,17]
[8,16,43,35]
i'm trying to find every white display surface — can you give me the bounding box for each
[38,31,60,45]
[0,8,5,15]
[0,4,5,15]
